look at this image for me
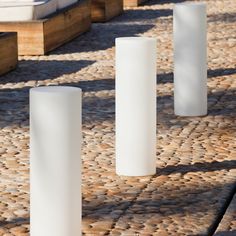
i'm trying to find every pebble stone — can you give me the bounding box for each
[0,0,236,235]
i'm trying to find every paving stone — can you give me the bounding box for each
[214,193,236,235]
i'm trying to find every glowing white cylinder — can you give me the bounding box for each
[116,37,156,176]
[174,3,207,116]
[30,86,82,236]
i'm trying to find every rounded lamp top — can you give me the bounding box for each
[116,37,156,43]
[30,86,81,94]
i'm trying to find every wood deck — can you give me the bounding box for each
[123,0,148,7]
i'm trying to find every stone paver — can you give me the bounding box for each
[0,0,236,235]
[214,193,236,236]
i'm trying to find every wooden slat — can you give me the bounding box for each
[123,0,148,7]
[91,0,105,22]
[44,0,91,53]
[0,22,44,55]
[0,0,91,55]
[91,0,123,22]
[0,32,18,75]
[105,0,123,21]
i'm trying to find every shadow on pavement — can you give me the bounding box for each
[0,60,95,85]
[0,217,29,228]
[51,23,155,54]
[208,12,236,23]
[0,67,235,128]
[115,8,172,22]
[214,231,236,236]
[146,0,189,5]
[155,160,236,176]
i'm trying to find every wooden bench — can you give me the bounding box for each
[124,0,148,7]
[91,0,123,22]
[0,0,91,55]
[0,32,18,75]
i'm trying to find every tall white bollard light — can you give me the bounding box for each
[30,86,82,236]
[174,3,207,116]
[116,37,156,176]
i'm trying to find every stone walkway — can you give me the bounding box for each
[0,0,236,235]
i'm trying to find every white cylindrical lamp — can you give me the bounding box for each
[30,86,82,236]
[174,3,207,116]
[116,37,157,176]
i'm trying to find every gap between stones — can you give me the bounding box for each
[208,185,236,236]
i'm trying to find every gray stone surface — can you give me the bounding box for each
[214,193,236,236]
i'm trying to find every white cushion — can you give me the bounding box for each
[0,0,47,2]
[0,0,57,21]
[57,0,77,10]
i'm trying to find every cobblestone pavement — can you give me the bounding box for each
[0,0,236,235]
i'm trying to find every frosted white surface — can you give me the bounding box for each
[0,0,79,21]
[116,37,157,176]
[0,0,57,21]
[30,86,82,236]
[174,3,207,116]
